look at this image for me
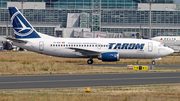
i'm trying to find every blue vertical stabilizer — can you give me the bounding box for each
[8,7,40,39]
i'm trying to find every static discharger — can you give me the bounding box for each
[86,88,90,93]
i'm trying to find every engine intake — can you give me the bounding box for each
[98,52,120,61]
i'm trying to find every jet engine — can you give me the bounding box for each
[98,52,120,61]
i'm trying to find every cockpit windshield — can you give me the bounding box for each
[158,43,166,47]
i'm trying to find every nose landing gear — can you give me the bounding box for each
[152,60,155,65]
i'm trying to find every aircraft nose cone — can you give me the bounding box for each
[167,48,174,55]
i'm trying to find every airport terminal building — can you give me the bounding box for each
[0,0,180,38]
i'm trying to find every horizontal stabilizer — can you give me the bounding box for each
[5,37,28,43]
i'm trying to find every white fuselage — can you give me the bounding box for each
[7,7,174,63]
[13,34,174,59]
[152,36,180,46]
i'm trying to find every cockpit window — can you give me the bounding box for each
[158,43,166,47]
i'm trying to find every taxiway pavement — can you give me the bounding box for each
[0,72,180,89]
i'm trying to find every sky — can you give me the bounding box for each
[175,0,180,4]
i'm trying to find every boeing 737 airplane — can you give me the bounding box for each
[6,7,174,65]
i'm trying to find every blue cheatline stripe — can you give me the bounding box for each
[9,7,41,39]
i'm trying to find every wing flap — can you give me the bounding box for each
[69,47,101,56]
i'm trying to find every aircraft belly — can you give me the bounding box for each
[13,42,38,52]
[57,49,87,58]
[118,50,145,58]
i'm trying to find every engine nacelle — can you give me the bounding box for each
[98,52,120,62]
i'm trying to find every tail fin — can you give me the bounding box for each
[9,7,40,39]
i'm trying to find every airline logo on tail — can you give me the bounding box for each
[11,12,33,36]
[9,7,40,38]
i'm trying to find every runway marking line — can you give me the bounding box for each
[0,76,180,84]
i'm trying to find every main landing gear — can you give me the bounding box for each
[87,58,93,64]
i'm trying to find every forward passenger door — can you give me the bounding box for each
[148,42,153,52]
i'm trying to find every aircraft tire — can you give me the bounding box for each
[87,59,93,64]
[152,60,155,65]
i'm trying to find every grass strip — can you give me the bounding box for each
[0,51,180,75]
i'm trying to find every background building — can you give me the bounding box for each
[0,0,180,38]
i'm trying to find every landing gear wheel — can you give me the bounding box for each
[152,60,155,65]
[87,59,93,64]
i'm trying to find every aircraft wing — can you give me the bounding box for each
[69,47,101,56]
[5,37,28,43]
